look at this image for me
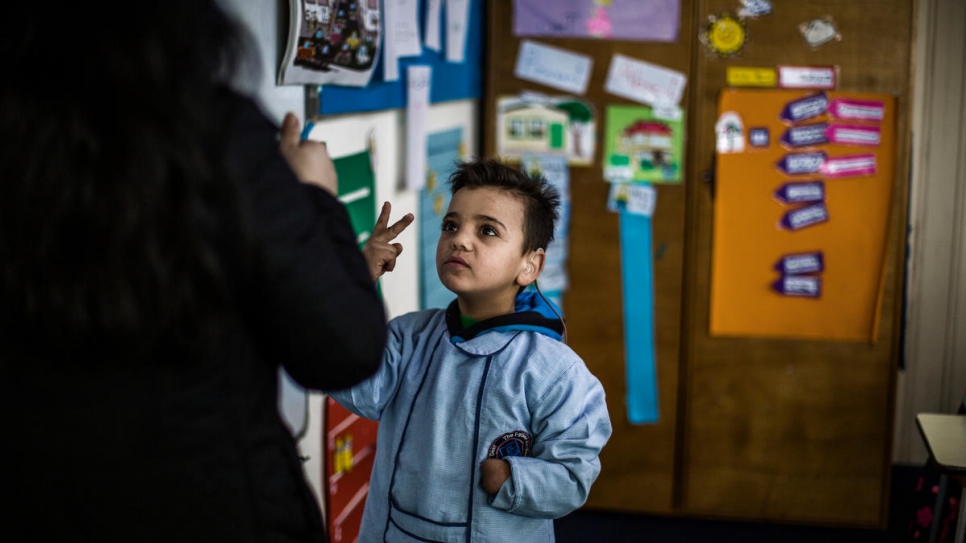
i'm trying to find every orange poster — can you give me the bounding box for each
[710,89,896,342]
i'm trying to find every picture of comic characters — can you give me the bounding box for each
[294,0,379,72]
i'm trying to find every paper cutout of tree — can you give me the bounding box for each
[555,100,594,160]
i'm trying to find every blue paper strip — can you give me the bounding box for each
[620,209,659,424]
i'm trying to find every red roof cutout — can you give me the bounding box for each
[623,121,672,136]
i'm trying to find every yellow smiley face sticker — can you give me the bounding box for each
[705,14,747,56]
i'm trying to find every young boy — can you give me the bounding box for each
[328,158,612,542]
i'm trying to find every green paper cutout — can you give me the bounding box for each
[334,150,376,248]
[604,105,685,184]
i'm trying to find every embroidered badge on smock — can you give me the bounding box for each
[488,431,532,459]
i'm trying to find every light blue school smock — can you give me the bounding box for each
[327,292,612,543]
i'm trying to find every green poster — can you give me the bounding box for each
[603,105,685,184]
[334,150,376,248]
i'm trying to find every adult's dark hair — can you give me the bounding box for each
[448,158,560,254]
[0,2,258,359]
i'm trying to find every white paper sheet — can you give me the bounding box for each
[425,0,443,51]
[446,0,471,62]
[521,154,571,294]
[608,183,657,217]
[384,0,423,81]
[514,40,593,95]
[406,65,432,191]
[604,54,687,106]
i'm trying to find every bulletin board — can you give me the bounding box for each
[485,0,914,529]
[311,0,484,115]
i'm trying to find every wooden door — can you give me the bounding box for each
[681,0,914,527]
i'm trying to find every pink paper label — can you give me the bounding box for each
[829,99,885,122]
[826,124,881,146]
[820,153,877,178]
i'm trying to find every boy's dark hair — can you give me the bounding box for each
[448,158,560,254]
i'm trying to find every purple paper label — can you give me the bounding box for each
[781,123,829,148]
[774,181,825,204]
[513,0,681,42]
[772,275,822,298]
[780,202,829,231]
[749,127,770,147]
[829,98,885,121]
[780,92,829,123]
[826,124,881,146]
[775,251,824,275]
[820,153,877,178]
[776,151,826,175]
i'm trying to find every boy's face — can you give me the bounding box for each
[436,186,534,308]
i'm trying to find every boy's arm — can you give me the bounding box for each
[487,362,613,518]
[331,202,412,416]
[325,319,408,420]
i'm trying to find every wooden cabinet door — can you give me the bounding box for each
[681,0,913,527]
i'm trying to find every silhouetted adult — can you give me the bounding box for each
[0,2,385,541]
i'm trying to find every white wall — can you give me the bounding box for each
[220,0,303,123]
[893,0,966,464]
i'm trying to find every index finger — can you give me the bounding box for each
[371,201,393,237]
[384,212,415,241]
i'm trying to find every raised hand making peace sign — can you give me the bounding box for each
[362,201,415,282]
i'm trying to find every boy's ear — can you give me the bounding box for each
[517,248,546,287]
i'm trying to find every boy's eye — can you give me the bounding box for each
[480,225,497,236]
[441,220,457,232]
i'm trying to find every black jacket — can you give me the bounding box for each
[0,92,386,542]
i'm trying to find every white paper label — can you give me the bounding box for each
[778,66,836,89]
[514,40,593,95]
[604,54,687,106]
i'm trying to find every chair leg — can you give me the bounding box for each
[954,485,965,543]
[930,474,949,543]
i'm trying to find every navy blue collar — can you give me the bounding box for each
[445,291,565,344]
